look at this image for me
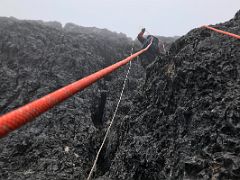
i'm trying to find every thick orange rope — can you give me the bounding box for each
[0,43,152,138]
[203,25,240,39]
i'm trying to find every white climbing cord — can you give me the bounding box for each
[86,47,134,180]
[162,42,166,54]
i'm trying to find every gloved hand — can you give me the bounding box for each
[141,28,146,33]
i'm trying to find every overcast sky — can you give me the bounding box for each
[0,0,239,38]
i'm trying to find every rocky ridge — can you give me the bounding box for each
[103,10,240,180]
[0,17,144,179]
[0,10,239,180]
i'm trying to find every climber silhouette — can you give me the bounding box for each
[137,28,163,68]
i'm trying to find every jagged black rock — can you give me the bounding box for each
[105,10,240,180]
[0,10,239,180]
[0,17,144,179]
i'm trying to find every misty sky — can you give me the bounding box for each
[0,0,239,38]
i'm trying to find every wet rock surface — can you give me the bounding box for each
[103,11,240,180]
[1,10,239,180]
[0,17,145,179]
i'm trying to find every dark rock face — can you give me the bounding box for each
[2,9,239,180]
[104,10,240,179]
[234,10,240,20]
[0,17,145,179]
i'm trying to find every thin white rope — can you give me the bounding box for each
[86,47,134,180]
[162,42,166,54]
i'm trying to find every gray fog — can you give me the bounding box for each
[0,0,239,38]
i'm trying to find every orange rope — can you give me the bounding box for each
[0,42,152,138]
[203,25,240,39]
